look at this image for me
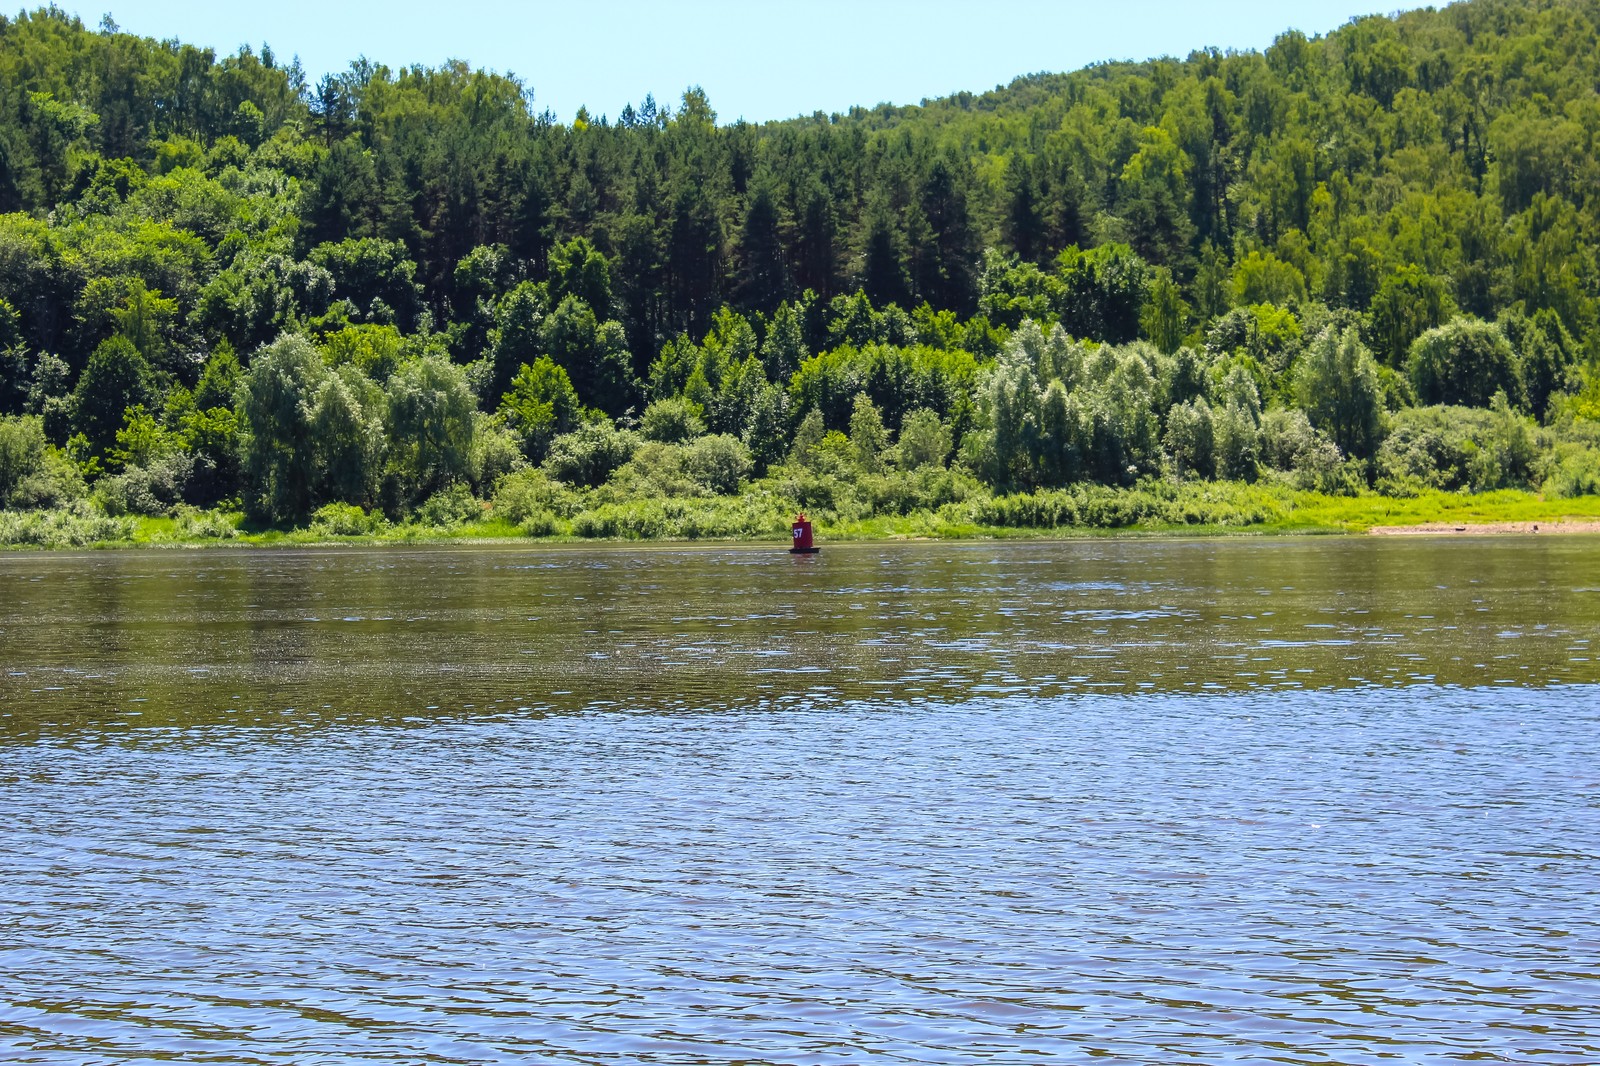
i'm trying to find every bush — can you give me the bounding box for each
[970,490,1081,529]
[471,414,526,492]
[1260,408,1346,492]
[173,507,241,539]
[94,452,196,516]
[0,415,46,504]
[896,408,951,469]
[543,422,639,488]
[639,397,705,443]
[1375,400,1539,494]
[309,501,382,536]
[570,493,790,541]
[681,434,752,495]
[1541,444,1600,498]
[492,468,579,524]
[412,483,482,528]
[1407,318,1521,409]
[0,415,85,508]
[1294,326,1383,460]
[760,463,848,515]
[860,466,980,516]
[0,505,134,548]
[518,511,563,537]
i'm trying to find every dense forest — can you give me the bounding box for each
[3,0,1600,542]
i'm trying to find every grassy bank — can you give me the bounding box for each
[6,482,1600,551]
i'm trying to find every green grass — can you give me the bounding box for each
[1261,489,1600,532]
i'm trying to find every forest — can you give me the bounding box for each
[4,0,1600,545]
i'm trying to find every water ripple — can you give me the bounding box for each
[2,539,1600,1062]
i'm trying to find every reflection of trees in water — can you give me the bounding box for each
[2,538,1597,737]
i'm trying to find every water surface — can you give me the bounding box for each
[2,537,1598,1063]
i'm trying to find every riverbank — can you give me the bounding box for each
[6,483,1600,551]
[1370,520,1600,535]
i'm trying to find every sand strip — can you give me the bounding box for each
[1368,521,1600,536]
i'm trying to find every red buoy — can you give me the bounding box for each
[790,513,819,554]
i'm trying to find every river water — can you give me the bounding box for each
[1,537,1597,1064]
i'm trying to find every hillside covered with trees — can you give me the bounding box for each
[4,0,1600,544]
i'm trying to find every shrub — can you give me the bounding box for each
[517,511,562,537]
[0,505,134,548]
[94,452,196,516]
[1260,408,1346,492]
[1541,444,1600,498]
[1375,400,1539,494]
[896,408,951,469]
[681,434,752,495]
[309,501,380,536]
[1,415,84,508]
[471,415,526,492]
[173,507,241,539]
[543,422,639,487]
[492,468,579,524]
[412,483,482,528]
[1406,318,1521,409]
[639,397,705,443]
[1294,326,1383,460]
[970,490,1080,529]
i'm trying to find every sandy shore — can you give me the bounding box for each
[1369,520,1600,536]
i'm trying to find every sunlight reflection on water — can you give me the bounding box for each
[2,538,1599,1063]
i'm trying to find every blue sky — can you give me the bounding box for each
[87,1,1404,123]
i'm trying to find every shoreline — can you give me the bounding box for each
[1368,520,1600,536]
[7,486,1600,552]
[7,520,1600,554]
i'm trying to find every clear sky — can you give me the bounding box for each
[84,1,1403,123]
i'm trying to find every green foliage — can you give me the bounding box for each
[543,421,640,488]
[1056,244,1148,343]
[848,393,890,474]
[1541,443,1600,499]
[1165,398,1215,478]
[616,434,753,496]
[9,2,1600,530]
[319,324,406,382]
[383,352,477,506]
[639,396,705,444]
[500,356,582,461]
[312,366,386,507]
[0,414,79,507]
[1142,268,1189,355]
[895,408,950,470]
[1406,318,1521,410]
[0,415,45,505]
[0,506,133,548]
[94,449,195,516]
[412,483,482,528]
[309,238,424,330]
[1258,408,1341,488]
[239,334,324,523]
[789,341,978,435]
[1232,252,1306,307]
[978,251,1060,329]
[1294,327,1384,461]
[193,345,241,411]
[71,336,153,454]
[538,295,637,416]
[1371,266,1454,365]
[1376,399,1539,494]
[310,501,384,536]
[548,237,613,318]
[492,468,578,526]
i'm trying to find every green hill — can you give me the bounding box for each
[2,0,1600,540]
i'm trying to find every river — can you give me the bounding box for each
[2,537,1597,1063]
